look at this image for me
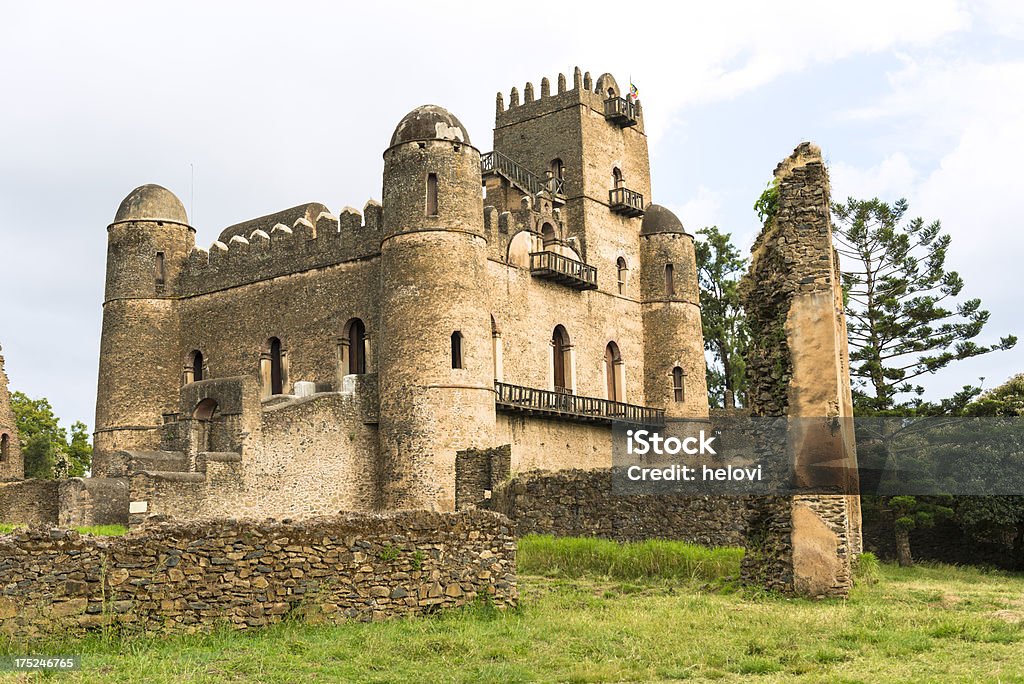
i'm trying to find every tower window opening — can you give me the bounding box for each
[0,433,8,462]
[426,173,439,216]
[185,349,204,384]
[269,337,283,395]
[344,318,367,375]
[612,167,623,189]
[155,251,165,287]
[550,158,564,180]
[616,257,627,294]
[451,331,464,369]
[665,263,675,296]
[672,366,685,403]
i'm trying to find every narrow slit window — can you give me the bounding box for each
[0,433,8,462]
[665,263,675,296]
[451,331,464,369]
[155,251,165,287]
[672,366,685,403]
[426,173,438,216]
[616,257,627,294]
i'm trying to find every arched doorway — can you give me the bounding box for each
[552,325,573,394]
[192,398,219,455]
[343,318,367,375]
[260,337,287,398]
[605,342,624,403]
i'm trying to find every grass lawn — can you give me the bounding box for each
[0,523,126,536]
[1,536,1022,682]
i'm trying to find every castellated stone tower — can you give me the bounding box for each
[94,185,195,473]
[0,345,23,480]
[378,106,497,510]
[639,206,709,419]
[493,70,651,295]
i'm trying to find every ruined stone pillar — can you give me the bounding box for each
[0,345,24,481]
[739,142,861,598]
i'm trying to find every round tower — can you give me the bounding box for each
[639,205,709,418]
[94,185,194,475]
[377,105,495,511]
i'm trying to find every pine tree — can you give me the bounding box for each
[832,197,1016,412]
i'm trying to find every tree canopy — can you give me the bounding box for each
[10,391,91,478]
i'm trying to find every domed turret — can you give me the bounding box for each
[113,184,189,225]
[639,204,708,418]
[641,204,689,236]
[95,184,196,471]
[389,105,471,148]
[378,104,495,510]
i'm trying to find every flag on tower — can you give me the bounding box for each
[629,82,639,100]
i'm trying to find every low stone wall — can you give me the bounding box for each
[0,480,59,526]
[491,469,749,547]
[0,510,516,637]
[59,478,129,527]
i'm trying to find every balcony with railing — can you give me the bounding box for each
[603,97,639,127]
[481,150,566,197]
[495,382,665,427]
[609,187,645,217]
[529,251,598,290]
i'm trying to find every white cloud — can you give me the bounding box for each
[671,186,724,233]
[830,153,919,203]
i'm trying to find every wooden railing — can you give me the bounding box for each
[495,382,666,426]
[609,187,645,217]
[481,150,565,196]
[529,251,598,290]
[603,97,639,127]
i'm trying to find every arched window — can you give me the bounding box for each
[426,173,439,216]
[672,366,686,403]
[607,88,615,98]
[261,337,286,398]
[185,350,204,384]
[451,331,464,369]
[605,342,624,402]
[552,325,573,393]
[0,433,8,462]
[541,222,556,247]
[616,257,627,294]
[269,338,283,395]
[550,158,564,180]
[193,398,218,421]
[612,167,623,189]
[665,263,675,296]
[342,318,367,375]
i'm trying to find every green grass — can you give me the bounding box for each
[0,523,126,536]
[519,534,743,583]
[1,539,1023,683]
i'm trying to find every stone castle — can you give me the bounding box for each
[0,68,861,601]
[87,68,709,523]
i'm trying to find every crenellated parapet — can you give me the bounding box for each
[177,199,383,295]
[495,67,643,133]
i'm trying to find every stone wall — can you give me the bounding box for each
[58,478,129,527]
[0,480,59,526]
[0,510,516,637]
[490,469,749,547]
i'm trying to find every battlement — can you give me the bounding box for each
[495,67,643,132]
[177,199,383,295]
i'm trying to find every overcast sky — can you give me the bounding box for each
[1,1,1021,430]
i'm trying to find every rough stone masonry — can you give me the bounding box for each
[0,510,516,637]
[739,142,862,598]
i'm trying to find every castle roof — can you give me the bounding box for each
[390,105,470,147]
[640,204,689,236]
[114,184,189,225]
